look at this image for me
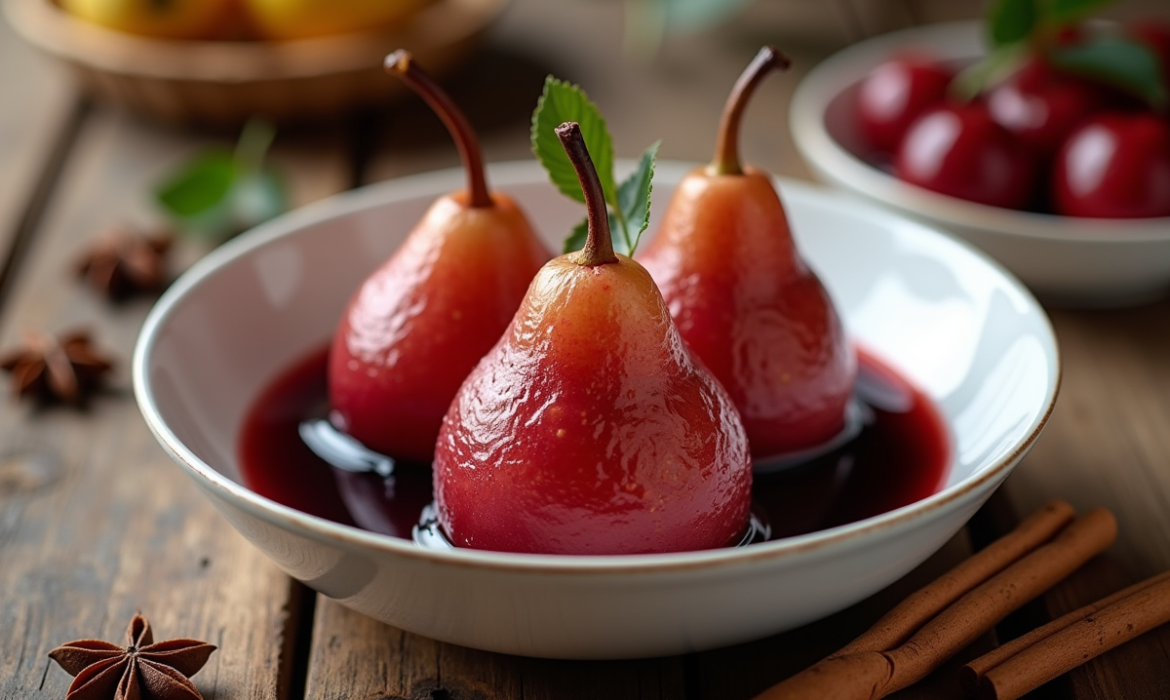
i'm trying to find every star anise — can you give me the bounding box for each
[49,613,216,700]
[75,226,172,301]
[0,329,113,404]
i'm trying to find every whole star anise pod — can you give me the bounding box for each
[75,226,172,301]
[0,329,113,404]
[49,613,216,700]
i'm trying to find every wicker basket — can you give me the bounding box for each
[4,0,506,125]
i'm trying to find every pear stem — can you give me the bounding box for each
[385,50,492,208]
[556,122,617,266]
[711,46,792,176]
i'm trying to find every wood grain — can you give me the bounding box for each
[0,104,349,699]
[1004,301,1170,699]
[0,11,76,311]
[3,1,1170,699]
[306,596,692,700]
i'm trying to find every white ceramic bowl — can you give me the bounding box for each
[790,21,1170,307]
[133,161,1058,659]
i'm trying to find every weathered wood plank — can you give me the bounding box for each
[0,12,76,308]
[0,104,349,699]
[305,599,687,700]
[1004,301,1170,699]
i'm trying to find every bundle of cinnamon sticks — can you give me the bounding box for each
[752,501,1170,700]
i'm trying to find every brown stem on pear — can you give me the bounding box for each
[556,122,617,267]
[711,46,792,176]
[385,50,491,208]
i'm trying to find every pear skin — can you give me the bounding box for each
[433,122,752,555]
[330,191,549,462]
[639,47,856,459]
[640,168,855,457]
[328,52,551,462]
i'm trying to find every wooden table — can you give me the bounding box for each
[2,2,1169,699]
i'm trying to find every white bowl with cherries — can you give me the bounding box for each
[791,17,1170,307]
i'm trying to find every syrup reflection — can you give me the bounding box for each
[295,348,941,550]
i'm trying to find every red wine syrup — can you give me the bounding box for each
[238,346,950,545]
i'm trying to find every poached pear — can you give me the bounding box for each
[433,122,752,555]
[638,47,856,461]
[329,51,552,463]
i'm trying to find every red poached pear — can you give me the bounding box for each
[639,47,856,460]
[895,101,1037,209]
[433,122,753,555]
[856,53,954,153]
[329,51,551,463]
[1052,112,1170,218]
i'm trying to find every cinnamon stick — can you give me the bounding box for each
[835,500,1076,657]
[973,572,1170,700]
[960,568,1170,694]
[753,508,1117,700]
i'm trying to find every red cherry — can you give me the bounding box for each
[857,54,953,153]
[987,57,1106,159]
[1052,112,1170,218]
[895,102,1037,209]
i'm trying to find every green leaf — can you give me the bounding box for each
[1046,0,1117,23]
[531,77,617,207]
[986,0,1038,47]
[560,144,661,257]
[563,218,589,254]
[154,118,288,242]
[612,141,660,257]
[155,151,236,219]
[1050,37,1168,109]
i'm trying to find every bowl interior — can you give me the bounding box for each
[137,161,1058,562]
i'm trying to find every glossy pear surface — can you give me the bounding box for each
[639,168,856,459]
[433,255,753,555]
[329,191,549,463]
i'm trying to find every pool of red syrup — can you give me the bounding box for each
[238,347,950,545]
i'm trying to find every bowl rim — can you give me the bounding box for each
[3,0,505,81]
[132,160,1061,575]
[789,20,1170,243]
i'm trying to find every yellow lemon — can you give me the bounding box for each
[243,0,432,40]
[61,0,242,39]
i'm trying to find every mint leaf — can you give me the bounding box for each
[1047,0,1117,23]
[531,77,617,208]
[156,152,235,218]
[154,118,287,241]
[612,141,660,256]
[563,218,589,254]
[561,142,660,257]
[987,0,1038,47]
[1051,37,1168,109]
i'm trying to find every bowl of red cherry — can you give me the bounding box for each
[790,9,1170,307]
[134,50,1058,659]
